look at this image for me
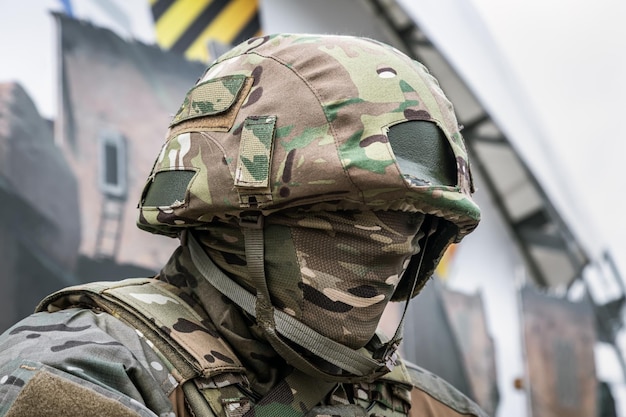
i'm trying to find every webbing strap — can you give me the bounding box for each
[183,381,218,416]
[240,226,336,414]
[242,224,366,381]
[375,218,437,362]
[242,369,335,417]
[187,232,389,380]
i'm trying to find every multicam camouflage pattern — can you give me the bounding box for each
[38,278,246,381]
[197,210,425,349]
[234,115,277,207]
[0,307,177,416]
[138,34,481,310]
[134,33,483,385]
[170,74,249,126]
[137,33,479,244]
[0,33,490,416]
[0,244,489,416]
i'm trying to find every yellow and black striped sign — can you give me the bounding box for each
[150,0,261,62]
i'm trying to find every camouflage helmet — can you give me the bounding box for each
[138,33,479,298]
[138,34,480,381]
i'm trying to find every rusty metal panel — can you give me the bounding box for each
[403,280,499,415]
[521,286,597,417]
[440,287,499,415]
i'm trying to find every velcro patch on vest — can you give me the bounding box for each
[234,115,277,207]
[4,362,146,417]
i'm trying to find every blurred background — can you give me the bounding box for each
[0,0,624,416]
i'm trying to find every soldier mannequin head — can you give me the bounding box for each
[138,34,480,382]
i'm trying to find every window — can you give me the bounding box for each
[98,130,127,198]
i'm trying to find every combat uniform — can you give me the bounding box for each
[0,33,487,416]
[0,246,487,417]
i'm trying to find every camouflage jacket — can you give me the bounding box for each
[0,247,488,417]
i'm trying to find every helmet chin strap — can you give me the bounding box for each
[374,217,439,363]
[187,214,435,383]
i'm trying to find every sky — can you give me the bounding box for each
[0,0,154,118]
[469,0,626,275]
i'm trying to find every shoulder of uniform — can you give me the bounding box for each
[36,278,246,381]
[0,308,175,416]
[402,360,490,417]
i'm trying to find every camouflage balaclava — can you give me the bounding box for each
[194,209,425,350]
[138,34,480,381]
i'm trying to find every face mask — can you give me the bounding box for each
[196,210,425,349]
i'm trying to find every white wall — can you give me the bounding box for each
[448,177,529,416]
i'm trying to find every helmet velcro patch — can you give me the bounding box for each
[235,115,277,207]
[169,75,254,136]
[141,169,196,208]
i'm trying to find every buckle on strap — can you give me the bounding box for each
[372,338,400,374]
[239,213,264,229]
